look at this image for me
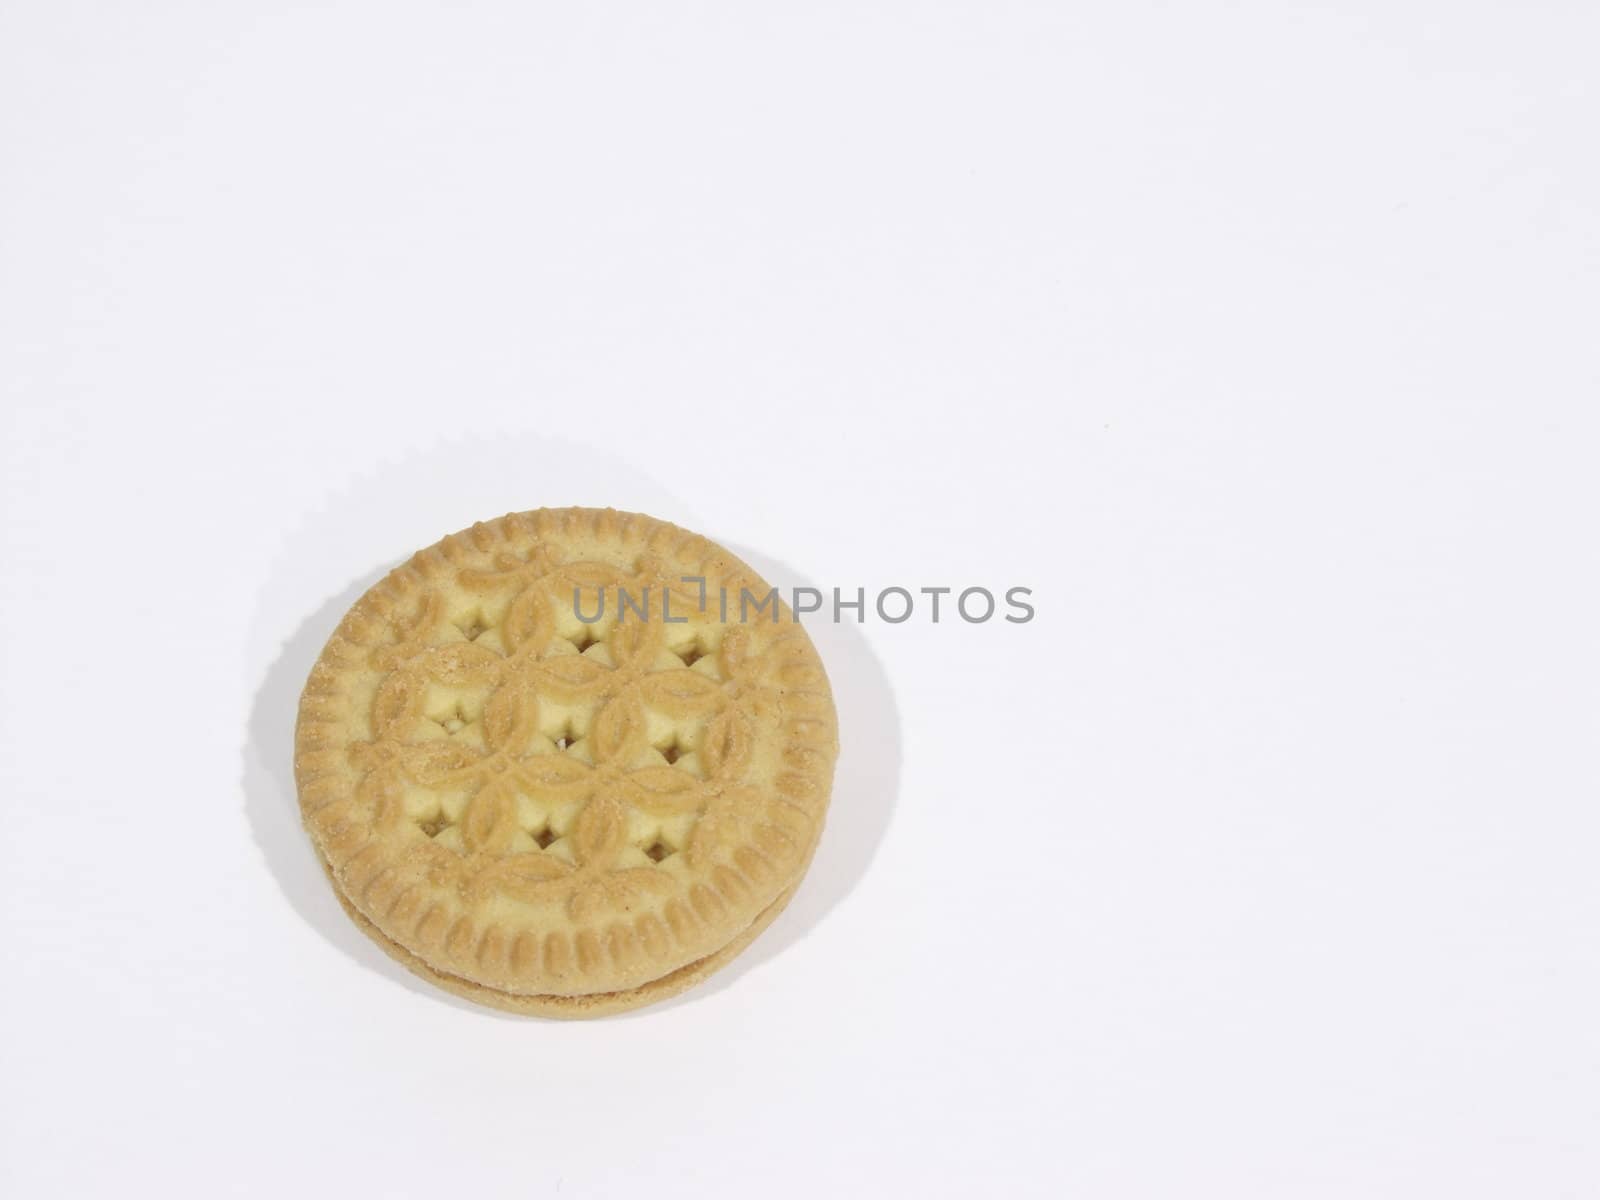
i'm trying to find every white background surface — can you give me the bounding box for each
[3,3,1597,1196]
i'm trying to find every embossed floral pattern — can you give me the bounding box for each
[345,542,791,921]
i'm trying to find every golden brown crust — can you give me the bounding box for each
[320,852,805,1017]
[295,508,838,1010]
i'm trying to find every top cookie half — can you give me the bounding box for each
[295,508,838,998]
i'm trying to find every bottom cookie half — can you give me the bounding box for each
[318,854,803,1017]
